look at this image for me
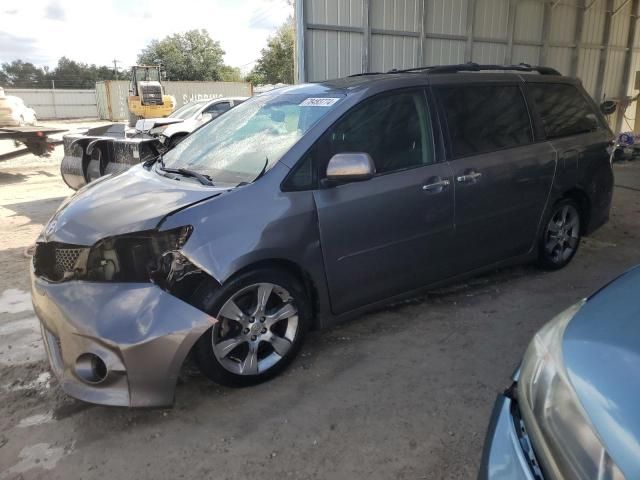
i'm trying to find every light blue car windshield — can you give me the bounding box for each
[161,92,344,185]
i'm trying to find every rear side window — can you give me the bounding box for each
[436,85,533,158]
[528,83,601,139]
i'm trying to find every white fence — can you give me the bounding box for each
[6,80,254,121]
[95,80,254,121]
[5,88,98,119]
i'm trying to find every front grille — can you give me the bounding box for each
[54,247,83,276]
[34,242,89,282]
[140,85,163,105]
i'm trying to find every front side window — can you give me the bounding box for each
[326,91,433,173]
[161,91,344,185]
[528,83,602,139]
[436,85,533,158]
[284,90,434,190]
[170,101,207,120]
[204,101,231,114]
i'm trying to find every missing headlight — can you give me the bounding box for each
[35,226,218,306]
[86,226,193,282]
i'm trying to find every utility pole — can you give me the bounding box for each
[113,59,120,80]
[51,79,58,118]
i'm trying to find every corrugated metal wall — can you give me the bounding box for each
[5,88,98,119]
[298,0,640,125]
[95,81,254,121]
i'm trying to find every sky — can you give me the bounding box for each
[0,0,293,73]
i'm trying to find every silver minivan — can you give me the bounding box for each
[31,64,614,406]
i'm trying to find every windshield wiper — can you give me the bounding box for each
[252,157,269,183]
[236,157,270,188]
[159,165,214,186]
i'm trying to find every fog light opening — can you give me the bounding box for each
[75,353,108,384]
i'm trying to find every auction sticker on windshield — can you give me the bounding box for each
[299,97,341,107]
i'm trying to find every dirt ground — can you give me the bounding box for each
[0,123,639,480]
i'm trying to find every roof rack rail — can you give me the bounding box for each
[348,72,386,77]
[387,62,561,76]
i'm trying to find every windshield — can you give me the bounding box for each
[170,101,206,120]
[137,67,160,82]
[161,92,344,185]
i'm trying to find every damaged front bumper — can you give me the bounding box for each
[478,383,543,480]
[31,269,215,407]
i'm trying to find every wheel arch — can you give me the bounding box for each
[560,187,591,234]
[228,258,321,329]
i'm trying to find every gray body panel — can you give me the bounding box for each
[450,142,557,273]
[47,165,223,245]
[31,271,215,407]
[313,161,455,314]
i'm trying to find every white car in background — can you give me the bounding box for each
[0,90,38,127]
[159,97,247,148]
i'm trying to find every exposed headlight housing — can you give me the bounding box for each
[34,226,195,285]
[86,226,193,282]
[518,301,624,480]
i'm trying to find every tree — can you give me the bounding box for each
[49,57,117,88]
[137,29,227,81]
[0,60,48,88]
[219,66,243,82]
[247,19,294,85]
[0,57,118,88]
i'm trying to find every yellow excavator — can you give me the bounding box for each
[127,65,175,125]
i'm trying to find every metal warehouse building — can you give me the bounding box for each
[295,0,640,131]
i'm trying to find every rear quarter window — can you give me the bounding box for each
[528,83,602,139]
[435,85,533,158]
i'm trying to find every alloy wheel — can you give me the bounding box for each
[544,204,580,264]
[211,283,299,375]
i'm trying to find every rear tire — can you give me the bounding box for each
[194,268,311,387]
[537,198,582,270]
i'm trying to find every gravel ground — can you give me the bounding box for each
[0,124,639,480]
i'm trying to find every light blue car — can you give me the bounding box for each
[480,265,640,479]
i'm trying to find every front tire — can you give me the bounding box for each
[537,199,582,270]
[194,268,311,387]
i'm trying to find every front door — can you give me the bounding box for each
[434,83,556,273]
[312,90,456,314]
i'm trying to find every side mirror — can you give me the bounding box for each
[600,100,617,116]
[324,153,375,186]
[201,113,213,122]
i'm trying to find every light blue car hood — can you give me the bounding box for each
[563,265,640,479]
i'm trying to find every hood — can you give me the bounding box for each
[43,165,225,246]
[163,118,201,138]
[135,117,183,133]
[563,265,640,479]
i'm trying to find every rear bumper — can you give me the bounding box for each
[478,393,538,480]
[31,270,215,407]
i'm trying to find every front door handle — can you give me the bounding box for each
[456,171,483,184]
[422,178,451,193]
